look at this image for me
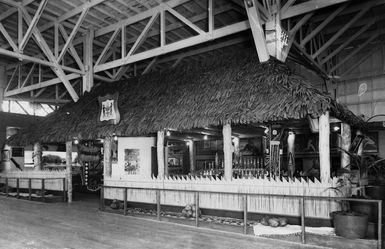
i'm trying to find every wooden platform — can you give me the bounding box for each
[0,196,325,249]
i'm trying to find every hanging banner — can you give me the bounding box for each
[98,93,120,125]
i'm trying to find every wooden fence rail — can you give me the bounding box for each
[100,185,383,249]
[0,177,66,202]
[103,177,341,219]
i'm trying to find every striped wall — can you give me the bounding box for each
[104,176,342,219]
[0,170,67,191]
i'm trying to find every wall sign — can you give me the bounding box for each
[98,93,120,125]
[358,83,367,97]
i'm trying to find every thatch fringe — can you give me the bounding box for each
[8,49,365,145]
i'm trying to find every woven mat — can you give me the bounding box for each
[253,224,335,236]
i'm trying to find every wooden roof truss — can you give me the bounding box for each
[0,0,383,106]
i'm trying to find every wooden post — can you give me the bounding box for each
[33,142,42,170]
[357,130,364,156]
[287,131,295,178]
[341,123,351,168]
[157,131,165,179]
[103,136,112,178]
[319,112,331,182]
[66,141,73,203]
[0,65,5,111]
[99,186,105,211]
[16,178,19,198]
[243,194,248,234]
[195,192,199,227]
[300,197,306,244]
[41,178,45,202]
[165,144,169,177]
[188,140,195,173]
[223,123,233,180]
[82,30,94,93]
[233,137,240,162]
[123,188,127,216]
[62,178,66,202]
[156,189,161,221]
[5,178,8,196]
[28,179,32,200]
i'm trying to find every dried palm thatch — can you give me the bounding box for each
[8,49,364,145]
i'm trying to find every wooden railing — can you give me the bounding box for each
[104,176,339,219]
[0,177,67,202]
[100,185,383,249]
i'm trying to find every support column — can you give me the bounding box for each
[157,131,165,179]
[103,136,112,177]
[244,0,269,62]
[287,131,295,178]
[0,66,6,111]
[265,1,281,59]
[341,123,351,168]
[319,112,331,182]
[33,142,42,170]
[66,141,73,203]
[188,140,195,173]
[223,123,233,180]
[82,30,94,93]
[357,130,364,156]
[165,144,169,177]
[233,137,240,162]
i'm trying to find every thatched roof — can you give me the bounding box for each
[9,50,365,145]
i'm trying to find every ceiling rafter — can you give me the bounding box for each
[1,0,384,104]
[330,33,380,73]
[18,4,80,101]
[19,0,48,52]
[311,4,372,59]
[340,43,383,78]
[57,7,89,63]
[300,3,348,47]
[320,19,376,65]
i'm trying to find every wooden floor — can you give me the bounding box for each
[0,195,328,249]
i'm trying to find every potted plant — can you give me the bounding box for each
[330,146,385,239]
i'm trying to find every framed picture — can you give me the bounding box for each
[363,132,378,153]
[1,150,10,162]
[124,149,140,174]
[350,134,364,153]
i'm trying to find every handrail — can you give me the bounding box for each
[0,176,66,202]
[0,176,66,180]
[100,185,382,249]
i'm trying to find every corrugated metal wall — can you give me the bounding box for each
[336,45,385,121]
